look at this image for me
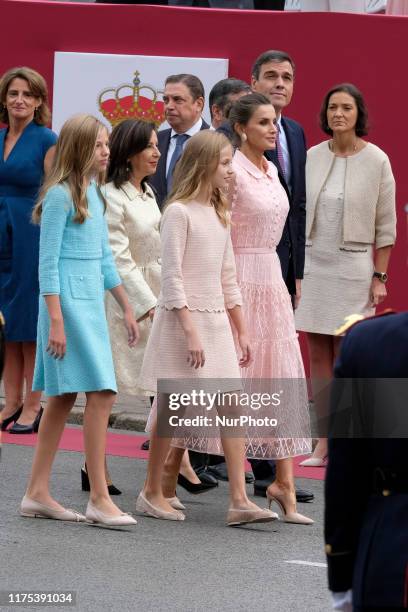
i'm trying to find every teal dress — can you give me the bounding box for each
[32,183,121,396]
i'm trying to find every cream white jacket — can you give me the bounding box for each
[104,181,161,395]
[306,141,396,249]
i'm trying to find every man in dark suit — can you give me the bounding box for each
[249,50,312,503]
[251,49,306,303]
[325,311,408,611]
[150,73,209,208]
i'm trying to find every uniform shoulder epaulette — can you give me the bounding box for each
[334,309,396,336]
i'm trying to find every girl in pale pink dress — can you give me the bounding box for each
[136,131,277,527]
[229,93,313,524]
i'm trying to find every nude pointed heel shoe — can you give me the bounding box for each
[226,507,278,527]
[85,501,137,526]
[165,496,186,511]
[20,495,86,522]
[136,492,185,521]
[299,456,327,467]
[266,491,314,525]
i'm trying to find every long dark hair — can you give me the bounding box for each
[107,119,157,190]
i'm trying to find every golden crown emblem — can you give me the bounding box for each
[98,71,165,128]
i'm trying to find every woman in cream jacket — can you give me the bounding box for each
[295,83,396,465]
[105,120,161,394]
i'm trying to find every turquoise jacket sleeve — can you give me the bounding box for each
[38,185,70,295]
[101,215,121,291]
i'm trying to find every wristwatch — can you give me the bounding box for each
[373,271,388,283]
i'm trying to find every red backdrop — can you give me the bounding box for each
[1,1,407,322]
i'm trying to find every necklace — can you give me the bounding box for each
[329,138,358,156]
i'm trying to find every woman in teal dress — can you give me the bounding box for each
[21,114,139,527]
[0,67,56,433]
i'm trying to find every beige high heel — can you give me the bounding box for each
[299,456,327,467]
[266,491,314,525]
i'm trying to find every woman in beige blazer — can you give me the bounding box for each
[295,83,396,465]
[105,119,161,394]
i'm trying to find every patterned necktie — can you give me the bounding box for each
[276,123,287,181]
[166,133,189,191]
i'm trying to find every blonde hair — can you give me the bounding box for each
[166,131,232,227]
[33,114,108,224]
[0,66,51,126]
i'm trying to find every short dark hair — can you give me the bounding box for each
[107,119,157,189]
[165,74,205,101]
[209,78,251,119]
[319,83,369,137]
[251,50,295,80]
[229,92,272,146]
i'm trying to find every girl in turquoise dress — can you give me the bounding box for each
[21,114,139,527]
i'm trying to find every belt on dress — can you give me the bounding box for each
[233,247,276,254]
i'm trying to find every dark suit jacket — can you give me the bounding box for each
[325,312,408,608]
[150,119,210,209]
[265,116,306,296]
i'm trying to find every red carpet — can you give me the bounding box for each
[2,427,325,480]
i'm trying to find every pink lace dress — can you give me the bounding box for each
[231,150,311,459]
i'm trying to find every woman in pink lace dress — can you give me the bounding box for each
[229,93,313,524]
[136,131,276,527]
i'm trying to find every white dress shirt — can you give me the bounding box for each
[165,117,204,175]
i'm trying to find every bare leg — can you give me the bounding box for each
[306,332,335,460]
[162,446,185,497]
[268,457,296,512]
[179,449,201,483]
[16,342,42,425]
[142,419,179,514]
[221,436,263,510]
[83,390,123,517]
[2,341,24,419]
[25,393,77,510]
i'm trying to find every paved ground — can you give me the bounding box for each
[0,430,331,612]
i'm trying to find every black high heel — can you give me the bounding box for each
[1,405,23,431]
[177,473,218,494]
[8,407,43,435]
[81,465,122,495]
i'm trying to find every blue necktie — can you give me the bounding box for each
[166,133,189,191]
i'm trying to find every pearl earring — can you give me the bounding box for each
[241,133,247,142]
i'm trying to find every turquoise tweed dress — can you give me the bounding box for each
[33,182,121,396]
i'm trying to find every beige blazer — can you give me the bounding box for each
[104,181,161,395]
[306,141,396,249]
